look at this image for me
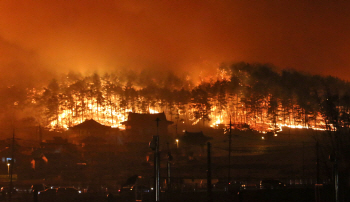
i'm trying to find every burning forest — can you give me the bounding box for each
[2,62,350,133]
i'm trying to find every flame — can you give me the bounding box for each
[46,87,330,132]
[50,106,158,130]
[210,116,224,128]
[47,89,330,132]
[32,69,334,133]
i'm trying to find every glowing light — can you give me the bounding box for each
[7,163,10,177]
[42,155,48,163]
[210,116,224,128]
[38,72,332,133]
[149,108,159,114]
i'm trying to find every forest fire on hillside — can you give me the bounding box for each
[16,64,346,133]
[46,89,327,132]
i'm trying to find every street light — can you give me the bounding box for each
[175,139,179,148]
[7,163,10,177]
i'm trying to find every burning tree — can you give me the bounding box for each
[4,62,350,133]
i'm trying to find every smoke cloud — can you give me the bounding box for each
[1,0,350,87]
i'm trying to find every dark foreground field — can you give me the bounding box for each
[1,186,334,202]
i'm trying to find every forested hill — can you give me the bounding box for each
[1,62,349,131]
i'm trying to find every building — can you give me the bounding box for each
[68,119,119,145]
[69,119,111,137]
[121,112,173,142]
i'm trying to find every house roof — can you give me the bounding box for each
[121,112,173,126]
[180,131,213,145]
[69,119,111,130]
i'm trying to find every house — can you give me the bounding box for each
[68,119,119,145]
[69,119,111,137]
[121,112,173,142]
[31,137,84,179]
[66,119,129,179]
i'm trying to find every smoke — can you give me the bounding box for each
[1,0,350,88]
[0,36,54,87]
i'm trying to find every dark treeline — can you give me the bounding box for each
[1,62,350,131]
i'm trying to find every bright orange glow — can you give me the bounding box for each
[29,71,334,132]
[45,83,330,133]
[50,105,158,130]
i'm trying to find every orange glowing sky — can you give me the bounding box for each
[1,0,350,86]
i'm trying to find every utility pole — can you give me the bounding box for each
[334,154,339,202]
[228,115,232,193]
[154,118,160,202]
[149,119,161,202]
[166,142,172,192]
[207,142,212,202]
[334,131,339,202]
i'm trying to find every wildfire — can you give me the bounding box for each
[210,118,223,128]
[47,88,328,132]
[50,106,159,130]
[26,66,346,133]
